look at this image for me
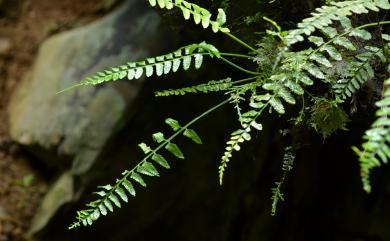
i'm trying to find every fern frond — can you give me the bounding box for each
[333,46,385,100]
[271,146,294,216]
[70,99,230,229]
[352,74,390,193]
[69,117,206,228]
[147,0,230,33]
[74,42,220,87]
[155,78,232,96]
[286,0,390,45]
[218,105,265,185]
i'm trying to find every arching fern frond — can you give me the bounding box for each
[286,0,390,45]
[352,74,390,193]
[147,0,230,33]
[69,113,213,228]
[155,78,232,96]
[65,42,220,89]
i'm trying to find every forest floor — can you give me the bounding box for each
[0,1,121,240]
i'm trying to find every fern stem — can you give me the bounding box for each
[220,52,256,59]
[220,57,260,75]
[311,20,390,56]
[56,83,84,94]
[231,76,258,85]
[224,32,257,52]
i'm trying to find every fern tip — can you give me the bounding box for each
[56,83,84,94]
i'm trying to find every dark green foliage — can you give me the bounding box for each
[309,98,349,139]
[66,0,390,229]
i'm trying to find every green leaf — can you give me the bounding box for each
[98,204,107,216]
[349,29,372,40]
[333,36,356,51]
[165,118,181,131]
[138,143,152,154]
[278,87,296,104]
[155,63,164,76]
[137,162,160,177]
[183,129,203,144]
[308,36,324,46]
[166,143,185,159]
[115,187,128,203]
[145,65,154,77]
[250,121,263,131]
[201,14,211,28]
[172,59,181,72]
[303,63,325,79]
[152,154,170,169]
[130,172,147,187]
[99,184,112,191]
[269,97,285,114]
[284,80,304,95]
[309,53,332,68]
[109,194,121,208]
[194,54,203,69]
[320,45,342,61]
[180,6,191,20]
[183,55,191,70]
[164,61,172,74]
[103,199,113,212]
[216,8,226,25]
[152,132,165,143]
[122,180,136,196]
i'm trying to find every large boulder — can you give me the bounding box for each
[8,0,172,175]
[8,0,173,238]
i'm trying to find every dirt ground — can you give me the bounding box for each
[0,1,121,240]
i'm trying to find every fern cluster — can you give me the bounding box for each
[64,0,390,228]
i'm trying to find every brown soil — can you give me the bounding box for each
[0,1,121,240]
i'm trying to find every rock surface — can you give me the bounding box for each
[7,0,172,238]
[8,0,171,175]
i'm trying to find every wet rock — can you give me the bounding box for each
[27,172,73,238]
[8,0,172,175]
[0,206,7,218]
[0,38,12,55]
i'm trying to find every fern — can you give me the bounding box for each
[155,78,232,96]
[271,146,295,216]
[333,46,385,99]
[219,107,264,185]
[69,114,212,228]
[352,74,390,193]
[66,0,390,229]
[286,0,390,45]
[147,0,230,33]
[58,42,220,92]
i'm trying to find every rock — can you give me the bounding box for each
[8,0,173,238]
[0,38,12,55]
[8,0,172,175]
[27,172,73,237]
[0,205,7,217]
